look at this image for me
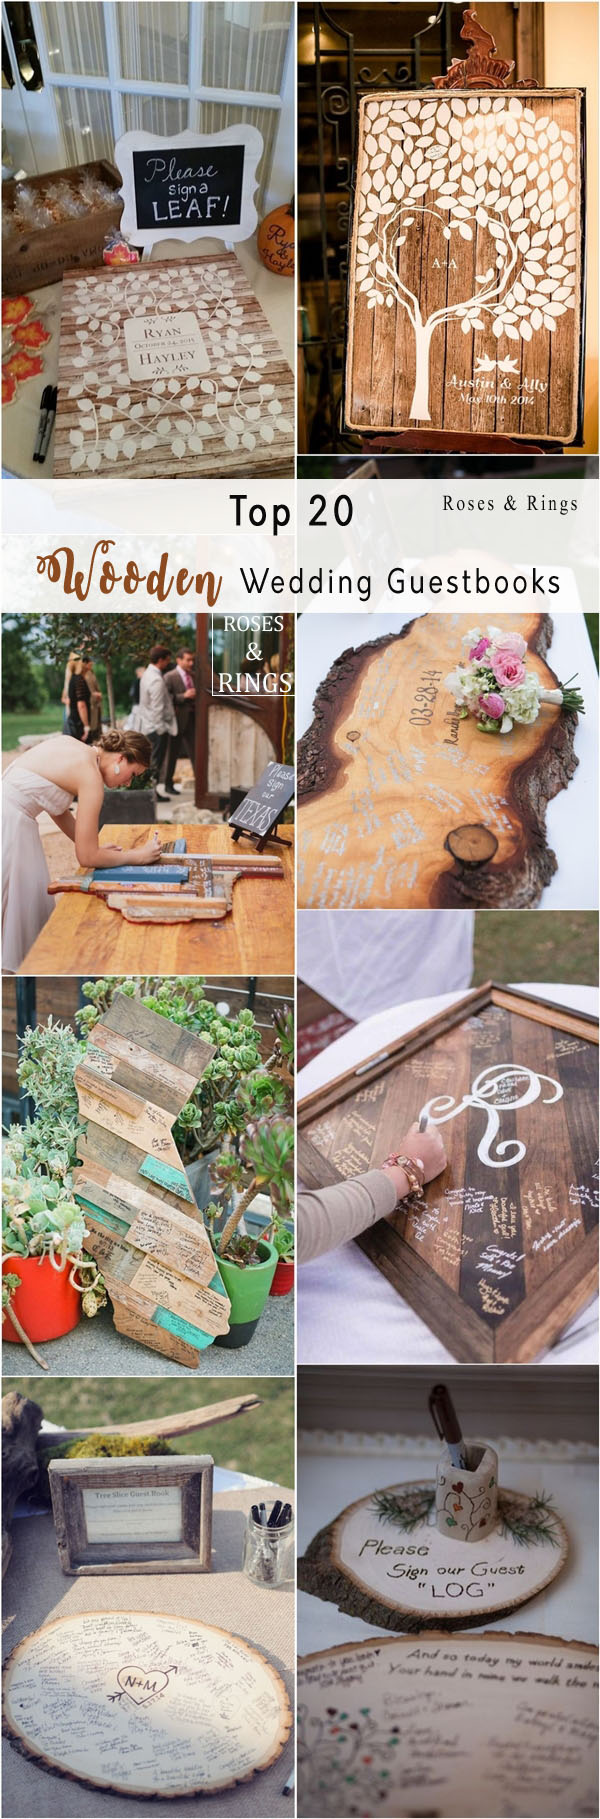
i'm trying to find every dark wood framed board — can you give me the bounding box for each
[229,761,295,850]
[297,614,579,910]
[298,982,599,1362]
[345,88,585,443]
[298,1478,568,1631]
[3,1611,291,1798]
[48,1455,214,1575]
[297,1632,599,1818]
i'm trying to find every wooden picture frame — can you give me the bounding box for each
[345,88,585,444]
[115,126,263,248]
[298,982,599,1363]
[48,1455,213,1575]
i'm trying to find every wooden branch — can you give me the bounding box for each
[37,1393,261,1448]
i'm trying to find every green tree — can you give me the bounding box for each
[43,614,189,726]
[1,618,47,713]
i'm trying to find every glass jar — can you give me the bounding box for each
[242,1510,294,1588]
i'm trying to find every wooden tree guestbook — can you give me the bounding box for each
[52,254,294,478]
[298,983,599,1363]
[345,88,585,442]
[73,992,231,1366]
[297,613,578,910]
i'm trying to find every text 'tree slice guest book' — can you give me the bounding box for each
[53,254,293,478]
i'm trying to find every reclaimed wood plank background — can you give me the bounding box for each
[298,613,578,910]
[346,90,583,443]
[53,254,294,478]
[298,988,598,1363]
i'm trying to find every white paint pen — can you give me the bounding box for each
[418,1110,429,1133]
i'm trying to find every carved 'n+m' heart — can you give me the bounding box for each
[117,1666,169,1705]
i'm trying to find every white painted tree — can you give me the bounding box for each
[355,93,578,421]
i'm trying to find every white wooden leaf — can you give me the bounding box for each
[123,437,138,458]
[504,324,519,340]
[70,450,86,470]
[459,223,472,241]
[460,317,471,335]
[544,314,557,331]
[531,307,544,330]
[550,224,564,246]
[519,319,533,339]
[87,449,102,470]
[544,301,566,316]
[492,319,503,337]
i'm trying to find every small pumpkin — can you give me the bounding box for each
[257,201,294,276]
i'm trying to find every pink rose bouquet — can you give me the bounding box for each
[444,625,584,735]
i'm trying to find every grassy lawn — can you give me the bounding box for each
[2,1376,294,1486]
[473,911,598,988]
[2,708,64,749]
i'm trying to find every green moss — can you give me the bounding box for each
[66,1434,175,1459]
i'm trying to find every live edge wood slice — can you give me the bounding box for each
[345,66,585,444]
[298,982,599,1363]
[298,1479,568,1631]
[3,1611,292,1798]
[298,613,578,910]
[73,991,232,1367]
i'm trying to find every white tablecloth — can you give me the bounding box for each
[297,1437,598,1655]
[297,610,598,909]
[298,984,599,1367]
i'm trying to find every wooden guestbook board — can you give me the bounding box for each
[346,89,584,441]
[53,254,294,479]
[74,992,230,1366]
[298,985,599,1362]
[297,613,577,911]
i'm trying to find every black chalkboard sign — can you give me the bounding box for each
[132,144,245,232]
[229,763,295,851]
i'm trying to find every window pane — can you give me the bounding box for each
[53,86,113,164]
[196,99,278,211]
[38,1,108,77]
[201,3,291,96]
[117,1,189,84]
[122,93,188,135]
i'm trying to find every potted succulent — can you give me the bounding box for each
[269,1218,295,1297]
[206,1109,294,1347]
[2,1019,106,1367]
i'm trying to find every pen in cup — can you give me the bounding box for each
[428,1382,467,1471]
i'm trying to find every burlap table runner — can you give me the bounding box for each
[2,1486,294,1818]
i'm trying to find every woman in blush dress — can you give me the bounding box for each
[2,728,159,972]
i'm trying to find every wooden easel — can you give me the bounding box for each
[360,8,564,459]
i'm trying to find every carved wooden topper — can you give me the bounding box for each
[298,613,578,911]
[74,993,230,1366]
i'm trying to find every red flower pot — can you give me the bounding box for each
[2,1255,82,1343]
[269,1256,295,1297]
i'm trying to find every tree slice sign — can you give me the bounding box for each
[2,1611,291,1796]
[346,90,584,442]
[116,126,263,248]
[299,1480,568,1631]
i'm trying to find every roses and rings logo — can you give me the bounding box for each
[421,1063,563,1169]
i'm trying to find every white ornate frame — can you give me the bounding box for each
[115,125,264,249]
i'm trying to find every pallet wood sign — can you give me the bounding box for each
[49,842,284,924]
[73,992,231,1365]
[345,46,585,443]
[229,761,295,850]
[297,1633,599,1818]
[298,983,599,1363]
[115,126,263,247]
[3,1611,291,1798]
[49,1455,214,1575]
[299,1479,567,1631]
[52,255,294,479]
[297,613,578,910]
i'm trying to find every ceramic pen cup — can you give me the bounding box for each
[435,1442,498,1542]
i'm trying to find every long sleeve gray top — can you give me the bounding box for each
[298,1169,397,1265]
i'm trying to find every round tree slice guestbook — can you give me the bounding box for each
[297,613,578,909]
[2,1610,291,1797]
[299,1480,567,1630]
[298,1632,599,1818]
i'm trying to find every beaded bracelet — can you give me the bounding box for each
[381,1153,425,1199]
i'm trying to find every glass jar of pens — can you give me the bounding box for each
[242,1499,294,1588]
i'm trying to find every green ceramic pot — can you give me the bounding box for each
[215,1240,277,1349]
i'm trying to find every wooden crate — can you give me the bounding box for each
[345,89,585,443]
[53,254,294,478]
[2,161,123,295]
[298,982,599,1363]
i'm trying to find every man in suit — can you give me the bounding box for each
[164,649,196,795]
[138,644,177,800]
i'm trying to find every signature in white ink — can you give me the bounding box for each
[420,1064,563,1170]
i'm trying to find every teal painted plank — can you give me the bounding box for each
[152,1307,214,1350]
[75,1196,129,1236]
[139,1156,193,1202]
[209,1269,228,1299]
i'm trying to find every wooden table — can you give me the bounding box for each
[21,825,294,976]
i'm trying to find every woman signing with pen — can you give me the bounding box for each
[298,1122,446,1264]
[2,729,160,972]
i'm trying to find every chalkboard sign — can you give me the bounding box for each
[115,126,263,249]
[229,762,295,851]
